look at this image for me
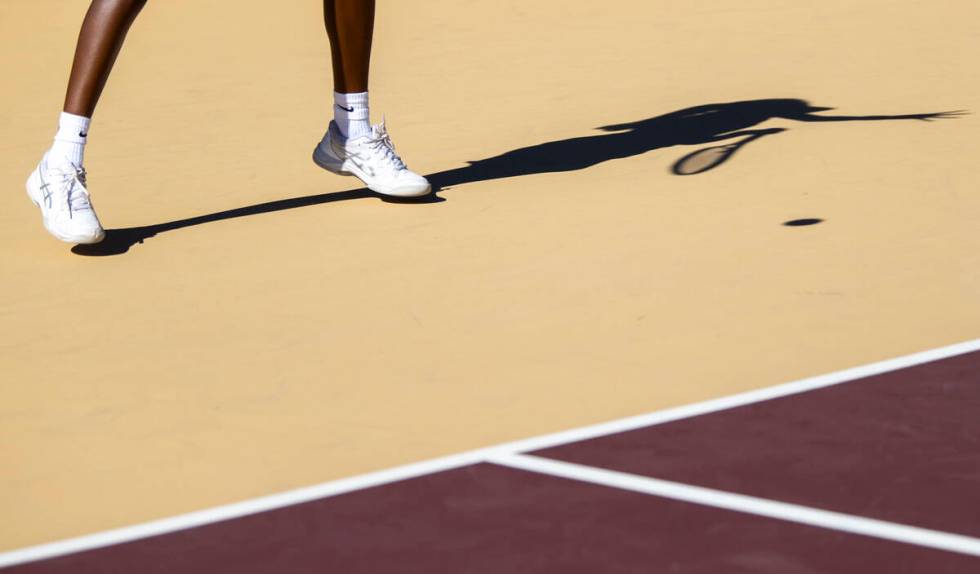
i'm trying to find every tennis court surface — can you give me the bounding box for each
[4,343,979,572]
[3,1,980,572]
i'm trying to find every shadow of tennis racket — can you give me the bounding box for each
[672,127,786,175]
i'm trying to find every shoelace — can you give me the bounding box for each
[365,122,407,171]
[48,164,92,216]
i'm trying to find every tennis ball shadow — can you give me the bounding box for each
[783,218,824,227]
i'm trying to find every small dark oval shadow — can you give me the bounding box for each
[783,218,824,227]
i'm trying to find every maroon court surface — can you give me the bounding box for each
[535,350,980,538]
[6,352,980,573]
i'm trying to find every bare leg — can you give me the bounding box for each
[64,0,147,117]
[323,0,375,93]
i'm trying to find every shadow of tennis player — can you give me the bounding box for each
[73,98,963,256]
[428,98,962,188]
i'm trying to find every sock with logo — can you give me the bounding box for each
[49,111,90,167]
[333,91,371,140]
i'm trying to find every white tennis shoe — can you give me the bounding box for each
[313,120,431,197]
[26,155,105,244]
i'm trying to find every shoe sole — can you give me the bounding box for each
[312,145,431,198]
[25,169,105,245]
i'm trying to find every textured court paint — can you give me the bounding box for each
[6,465,979,574]
[535,351,980,537]
[3,339,978,568]
[2,0,980,551]
[491,454,980,558]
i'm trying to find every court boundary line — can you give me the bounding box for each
[2,337,979,568]
[489,453,980,558]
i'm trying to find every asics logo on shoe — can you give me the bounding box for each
[38,170,54,208]
[348,154,375,177]
[330,136,375,177]
[40,183,53,208]
[335,104,355,112]
[329,136,349,160]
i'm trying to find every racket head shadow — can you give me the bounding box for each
[671,145,737,175]
[671,128,785,176]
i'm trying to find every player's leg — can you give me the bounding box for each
[313,0,431,197]
[324,0,373,125]
[27,0,147,244]
[64,0,147,117]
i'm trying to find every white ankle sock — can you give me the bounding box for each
[49,112,90,167]
[333,91,371,139]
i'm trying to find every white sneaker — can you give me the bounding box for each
[26,155,105,244]
[313,120,431,197]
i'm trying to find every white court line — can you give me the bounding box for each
[488,453,980,558]
[2,337,980,569]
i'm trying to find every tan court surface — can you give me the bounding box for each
[1,0,978,552]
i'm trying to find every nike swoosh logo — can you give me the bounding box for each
[79,131,88,137]
[335,105,355,113]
